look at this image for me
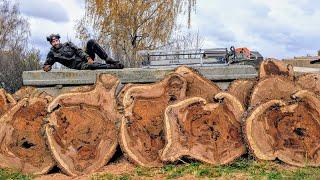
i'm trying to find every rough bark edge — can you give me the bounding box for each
[119,73,188,167]
[243,99,286,161]
[227,79,256,108]
[0,89,16,116]
[161,92,246,165]
[174,66,222,92]
[0,96,55,175]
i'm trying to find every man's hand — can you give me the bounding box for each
[87,57,94,64]
[43,65,52,72]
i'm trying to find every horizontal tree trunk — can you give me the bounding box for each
[120,66,222,167]
[0,88,16,117]
[0,94,55,174]
[227,79,256,108]
[174,66,221,101]
[244,90,320,167]
[120,73,188,167]
[45,74,120,176]
[259,59,294,79]
[296,73,320,96]
[250,76,301,107]
[160,93,246,165]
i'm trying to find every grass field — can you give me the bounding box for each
[3,157,320,179]
[90,158,320,180]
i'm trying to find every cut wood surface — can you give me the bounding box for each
[174,66,221,101]
[296,73,320,96]
[259,59,294,79]
[250,76,301,107]
[0,89,16,117]
[45,74,120,176]
[244,90,320,167]
[0,94,54,174]
[160,92,245,165]
[13,86,37,102]
[120,73,188,167]
[227,79,255,108]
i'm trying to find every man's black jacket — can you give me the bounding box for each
[44,42,89,70]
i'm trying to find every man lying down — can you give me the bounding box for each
[43,34,124,72]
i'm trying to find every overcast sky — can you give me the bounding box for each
[17,0,320,59]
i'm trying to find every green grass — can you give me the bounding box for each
[2,159,320,180]
[91,158,320,179]
[0,169,32,180]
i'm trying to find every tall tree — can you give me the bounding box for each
[77,0,197,67]
[0,0,41,92]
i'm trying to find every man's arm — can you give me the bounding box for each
[43,51,55,72]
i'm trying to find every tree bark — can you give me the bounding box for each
[227,79,255,108]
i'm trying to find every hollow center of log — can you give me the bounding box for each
[127,96,168,162]
[264,61,289,76]
[178,102,242,159]
[9,101,52,168]
[53,106,116,172]
[259,102,320,159]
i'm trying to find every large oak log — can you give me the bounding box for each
[120,67,222,167]
[259,59,294,79]
[0,94,55,174]
[0,89,16,117]
[160,93,246,165]
[45,74,120,176]
[244,90,320,167]
[120,73,188,167]
[296,73,320,96]
[13,87,37,102]
[174,66,221,101]
[227,79,255,108]
[250,76,301,107]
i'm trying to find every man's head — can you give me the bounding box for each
[47,34,61,49]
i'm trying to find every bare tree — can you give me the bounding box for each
[0,0,41,93]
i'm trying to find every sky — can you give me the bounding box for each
[17,0,320,59]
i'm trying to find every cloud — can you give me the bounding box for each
[19,0,69,22]
[20,0,320,60]
[190,0,320,58]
